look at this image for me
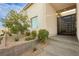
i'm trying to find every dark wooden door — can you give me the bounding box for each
[57,14,76,35]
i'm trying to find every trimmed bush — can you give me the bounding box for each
[38,29,49,43]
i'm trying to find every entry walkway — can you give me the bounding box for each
[21,35,79,56]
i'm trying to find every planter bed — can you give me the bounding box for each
[0,39,38,56]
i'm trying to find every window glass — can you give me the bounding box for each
[31,16,39,29]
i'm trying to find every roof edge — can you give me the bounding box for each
[21,3,33,12]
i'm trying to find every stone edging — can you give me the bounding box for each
[0,39,38,56]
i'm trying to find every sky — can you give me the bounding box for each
[0,3,27,29]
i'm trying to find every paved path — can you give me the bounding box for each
[21,35,79,56]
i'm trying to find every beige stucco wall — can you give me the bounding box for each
[45,4,57,36]
[77,4,79,40]
[22,3,57,36]
[22,4,47,30]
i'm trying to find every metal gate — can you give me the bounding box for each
[57,14,76,35]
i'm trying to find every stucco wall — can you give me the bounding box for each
[22,3,57,36]
[23,4,47,30]
[46,4,57,36]
[77,4,79,40]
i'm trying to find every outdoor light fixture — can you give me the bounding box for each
[61,9,76,16]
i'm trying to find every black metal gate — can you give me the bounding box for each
[57,14,76,35]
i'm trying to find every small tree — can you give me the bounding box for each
[2,10,30,41]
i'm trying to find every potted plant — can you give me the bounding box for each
[38,29,49,43]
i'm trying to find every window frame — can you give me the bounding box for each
[31,16,38,29]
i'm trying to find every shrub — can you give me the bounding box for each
[25,36,32,41]
[33,48,37,52]
[31,30,37,39]
[38,29,49,43]
[26,31,30,36]
[0,34,4,36]
[7,32,12,36]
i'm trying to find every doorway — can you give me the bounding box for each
[57,14,76,36]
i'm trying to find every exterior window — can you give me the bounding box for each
[31,16,39,29]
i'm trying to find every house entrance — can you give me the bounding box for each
[57,14,76,35]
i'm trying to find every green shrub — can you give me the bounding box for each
[38,29,49,43]
[26,31,30,36]
[31,30,37,39]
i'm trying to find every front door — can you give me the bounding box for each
[57,14,76,35]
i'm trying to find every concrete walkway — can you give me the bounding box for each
[21,35,79,56]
